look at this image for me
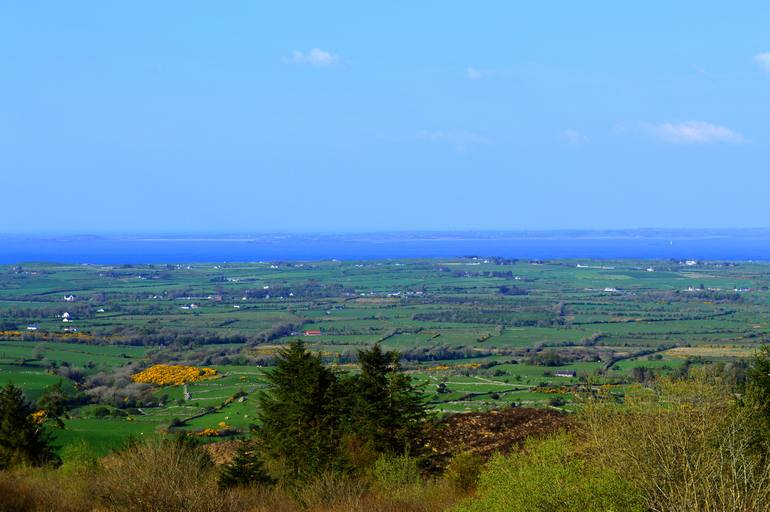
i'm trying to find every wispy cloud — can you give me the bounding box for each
[465,66,507,81]
[418,129,487,151]
[290,48,340,68]
[466,67,484,80]
[619,121,745,145]
[755,52,770,74]
[563,129,588,146]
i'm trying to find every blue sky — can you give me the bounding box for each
[1,1,769,234]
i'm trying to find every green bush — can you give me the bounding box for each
[58,441,98,476]
[580,376,770,512]
[453,435,643,512]
[372,453,421,489]
[444,451,482,493]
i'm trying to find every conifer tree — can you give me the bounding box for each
[218,440,274,488]
[349,344,427,455]
[0,383,56,469]
[258,341,343,479]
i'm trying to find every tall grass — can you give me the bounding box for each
[0,467,92,512]
[0,439,462,512]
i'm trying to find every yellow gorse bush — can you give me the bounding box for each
[131,364,217,386]
[195,428,225,437]
[30,410,47,424]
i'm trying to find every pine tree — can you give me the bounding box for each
[0,383,56,469]
[258,341,344,479]
[218,440,274,489]
[349,345,427,455]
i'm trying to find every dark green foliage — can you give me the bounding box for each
[527,350,567,367]
[744,345,770,442]
[37,380,68,428]
[218,441,274,489]
[0,383,56,469]
[348,345,427,455]
[255,342,428,483]
[258,341,344,479]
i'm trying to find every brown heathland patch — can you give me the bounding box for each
[427,407,569,463]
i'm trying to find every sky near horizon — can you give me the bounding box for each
[1,2,769,234]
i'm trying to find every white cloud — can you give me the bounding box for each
[755,52,770,74]
[291,48,340,68]
[466,67,483,80]
[465,67,507,80]
[418,129,487,151]
[563,129,588,146]
[635,121,745,145]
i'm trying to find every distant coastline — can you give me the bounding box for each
[3,229,770,264]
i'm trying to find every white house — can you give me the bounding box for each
[63,295,75,302]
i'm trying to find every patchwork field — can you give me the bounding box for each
[0,257,766,451]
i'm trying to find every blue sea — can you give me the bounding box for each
[2,233,770,264]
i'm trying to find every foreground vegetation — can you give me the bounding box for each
[3,343,770,511]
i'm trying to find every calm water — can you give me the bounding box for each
[2,235,770,264]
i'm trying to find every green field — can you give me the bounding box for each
[0,257,765,450]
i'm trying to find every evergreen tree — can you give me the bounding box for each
[0,383,56,469]
[218,440,274,489]
[37,380,68,428]
[258,341,343,479]
[349,345,427,455]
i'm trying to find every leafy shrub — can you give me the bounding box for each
[58,440,98,476]
[453,435,643,512]
[547,396,566,407]
[372,453,421,489]
[444,451,482,493]
[580,376,770,512]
